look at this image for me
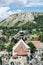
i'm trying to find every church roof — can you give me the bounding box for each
[13,48,27,58]
[17,48,27,56]
[13,39,30,50]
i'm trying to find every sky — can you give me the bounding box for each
[0,0,43,21]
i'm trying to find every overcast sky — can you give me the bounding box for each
[0,0,43,21]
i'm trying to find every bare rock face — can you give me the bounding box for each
[0,12,43,27]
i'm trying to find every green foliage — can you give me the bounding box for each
[0,44,5,51]
[11,38,18,43]
[41,56,43,61]
[38,33,43,42]
[7,41,15,52]
[0,56,2,65]
[10,61,14,65]
[28,42,36,53]
[2,28,19,37]
[0,36,8,43]
[42,53,43,56]
[14,21,20,27]
[41,53,43,61]
[0,13,43,53]
[34,15,43,32]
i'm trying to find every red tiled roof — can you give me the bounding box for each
[13,48,27,58]
[31,41,42,48]
[17,48,27,56]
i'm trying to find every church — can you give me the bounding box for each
[12,39,30,63]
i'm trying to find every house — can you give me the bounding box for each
[12,39,30,63]
[31,41,42,54]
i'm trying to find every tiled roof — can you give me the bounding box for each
[31,41,42,48]
[13,48,27,58]
[13,39,30,50]
[17,48,27,56]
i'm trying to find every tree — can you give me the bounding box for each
[10,61,14,65]
[7,41,15,52]
[38,34,43,42]
[11,38,18,43]
[0,44,5,51]
[0,36,8,43]
[28,42,36,53]
[0,56,2,65]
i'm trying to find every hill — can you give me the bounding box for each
[0,12,43,32]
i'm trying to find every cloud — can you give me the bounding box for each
[0,0,27,7]
[0,7,14,21]
[0,0,14,6]
[0,0,43,7]
[13,9,22,14]
[12,0,27,7]
[0,7,22,21]
[0,0,43,21]
[26,2,43,7]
